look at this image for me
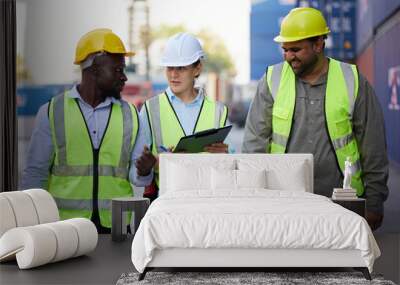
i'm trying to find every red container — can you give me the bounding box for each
[356,0,374,54]
[356,42,374,86]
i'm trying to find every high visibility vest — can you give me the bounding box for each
[145,92,228,185]
[48,92,139,228]
[266,58,364,195]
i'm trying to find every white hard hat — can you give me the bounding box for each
[160,33,206,67]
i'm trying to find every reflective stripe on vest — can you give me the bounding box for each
[146,92,227,153]
[146,92,228,185]
[51,165,128,179]
[267,59,364,195]
[53,197,112,211]
[48,92,139,227]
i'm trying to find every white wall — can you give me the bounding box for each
[20,0,129,85]
[18,0,250,85]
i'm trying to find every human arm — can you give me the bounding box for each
[241,74,274,153]
[353,74,389,230]
[129,106,154,186]
[20,103,54,190]
[135,145,157,176]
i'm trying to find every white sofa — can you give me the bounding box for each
[0,189,98,269]
[132,153,379,281]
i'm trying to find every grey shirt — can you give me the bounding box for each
[242,65,389,214]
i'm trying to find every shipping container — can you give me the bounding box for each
[17,84,72,116]
[356,0,374,54]
[371,0,400,29]
[373,17,400,164]
[297,0,356,61]
[356,42,374,85]
[17,84,72,178]
[356,1,400,56]
[250,0,295,80]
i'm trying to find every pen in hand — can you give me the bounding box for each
[158,145,172,153]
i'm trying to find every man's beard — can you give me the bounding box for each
[96,79,123,100]
[289,54,318,77]
[109,89,121,99]
[100,86,122,100]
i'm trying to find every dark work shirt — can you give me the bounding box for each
[286,73,342,198]
[242,62,389,214]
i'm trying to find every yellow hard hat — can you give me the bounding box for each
[274,7,330,43]
[74,28,135,64]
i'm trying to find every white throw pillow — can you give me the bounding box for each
[236,169,267,189]
[211,168,236,190]
[211,169,267,190]
[167,160,235,191]
[265,163,307,191]
[237,159,307,191]
[168,162,210,191]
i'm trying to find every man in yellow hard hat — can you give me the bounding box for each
[242,7,388,230]
[21,29,153,233]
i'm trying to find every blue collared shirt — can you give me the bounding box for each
[20,85,152,190]
[138,86,235,152]
[165,86,205,135]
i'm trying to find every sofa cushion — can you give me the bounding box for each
[0,189,60,238]
[0,218,97,269]
[0,190,98,270]
[0,191,39,228]
[0,196,17,237]
[24,189,60,223]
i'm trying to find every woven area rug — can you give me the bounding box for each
[117,271,396,285]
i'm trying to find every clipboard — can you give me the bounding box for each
[173,125,232,153]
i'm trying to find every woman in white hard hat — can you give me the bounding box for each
[134,32,231,201]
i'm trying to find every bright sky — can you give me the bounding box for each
[149,0,251,84]
[17,0,251,84]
